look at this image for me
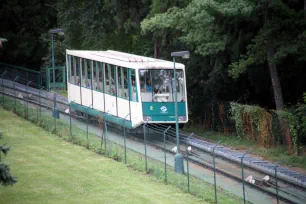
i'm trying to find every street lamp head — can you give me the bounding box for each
[0,38,8,43]
[49,28,65,35]
[171,51,190,59]
[0,37,8,48]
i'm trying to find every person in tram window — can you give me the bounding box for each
[132,81,136,93]
[145,80,152,92]
[111,88,115,95]
[132,81,137,101]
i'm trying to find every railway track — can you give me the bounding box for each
[1,75,306,203]
[130,125,306,204]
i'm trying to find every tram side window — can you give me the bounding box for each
[75,57,80,86]
[93,61,100,91]
[105,64,115,95]
[82,59,91,88]
[98,62,103,91]
[88,60,92,89]
[130,69,138,102]
[81,59,86,87]
[84,59,91,88]
[89,60,94,90]
[104,64,109,93]
[110,64,115,95]
[68,55,73,83]
[118,66,129,99]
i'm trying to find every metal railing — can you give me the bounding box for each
[0,70,304,204]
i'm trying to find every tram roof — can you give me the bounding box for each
[66,49,185,70]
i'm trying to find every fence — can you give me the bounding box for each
[0,71,291,204]
[0,63,42,88]
[45,66,66,91]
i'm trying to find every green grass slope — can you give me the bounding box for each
[0,109,203,204]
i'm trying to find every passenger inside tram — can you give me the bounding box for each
[145,80,152,92]
[140,69,185,103]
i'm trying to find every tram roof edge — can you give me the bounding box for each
[66,49,185,70]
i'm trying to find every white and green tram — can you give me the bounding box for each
[66,50,188,128]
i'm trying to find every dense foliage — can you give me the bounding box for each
[0,133,17,186]
[0,0,305,150]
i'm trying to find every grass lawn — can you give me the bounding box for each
[0,109,203,204]
[184,125,306,172]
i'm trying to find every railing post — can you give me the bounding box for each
[39,86,43,118]
[25,81,31,119]
[13,76,19,113]
[69,103,72,139]
[1,71,7,107]
[100,118,103,150]
[86,113,88,146]
[123,113,130,164]
[104,121,108,155]
[86,104,92,147]
[104,110,110,155]
[186,133,194,193]
[275,160,283,204]
[241,149,250,204]
[143,122,148,173]
[163,126,171,183]
[212,141,221,204]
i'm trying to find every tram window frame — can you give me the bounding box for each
[68,55,71,83]
[79,58,82,86]
[69,56,74,84]
[73,56,77,85]
[89,60,93,89]
[114,66,118,96]
[100,62,105,92]
[129,69,138,102]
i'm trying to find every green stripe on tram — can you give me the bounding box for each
[70,102,133,129]
[142,102,186,121]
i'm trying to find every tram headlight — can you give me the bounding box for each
[143,116,152,121]
[178,116,186,121]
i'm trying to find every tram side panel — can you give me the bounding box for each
[69,83,81,104]
[92,91,104,112]
[104,94,117,116]
[81,87,92,107]
[117,97,130,119]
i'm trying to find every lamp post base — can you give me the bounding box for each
[52,109,60,119]
[174,153,184,174]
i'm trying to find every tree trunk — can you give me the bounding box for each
[154,38,160,59]
[266,15,292,150]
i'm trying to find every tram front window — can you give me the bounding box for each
[139,69,185,102]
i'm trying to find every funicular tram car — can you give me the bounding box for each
[66,50,188,129]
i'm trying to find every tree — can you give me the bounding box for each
[141,0,258,119]
[0,0,57,68]
[230,0,306,149]
[0,133,17,186]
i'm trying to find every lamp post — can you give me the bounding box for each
[48,29,64,119]
[170,50,190,173]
